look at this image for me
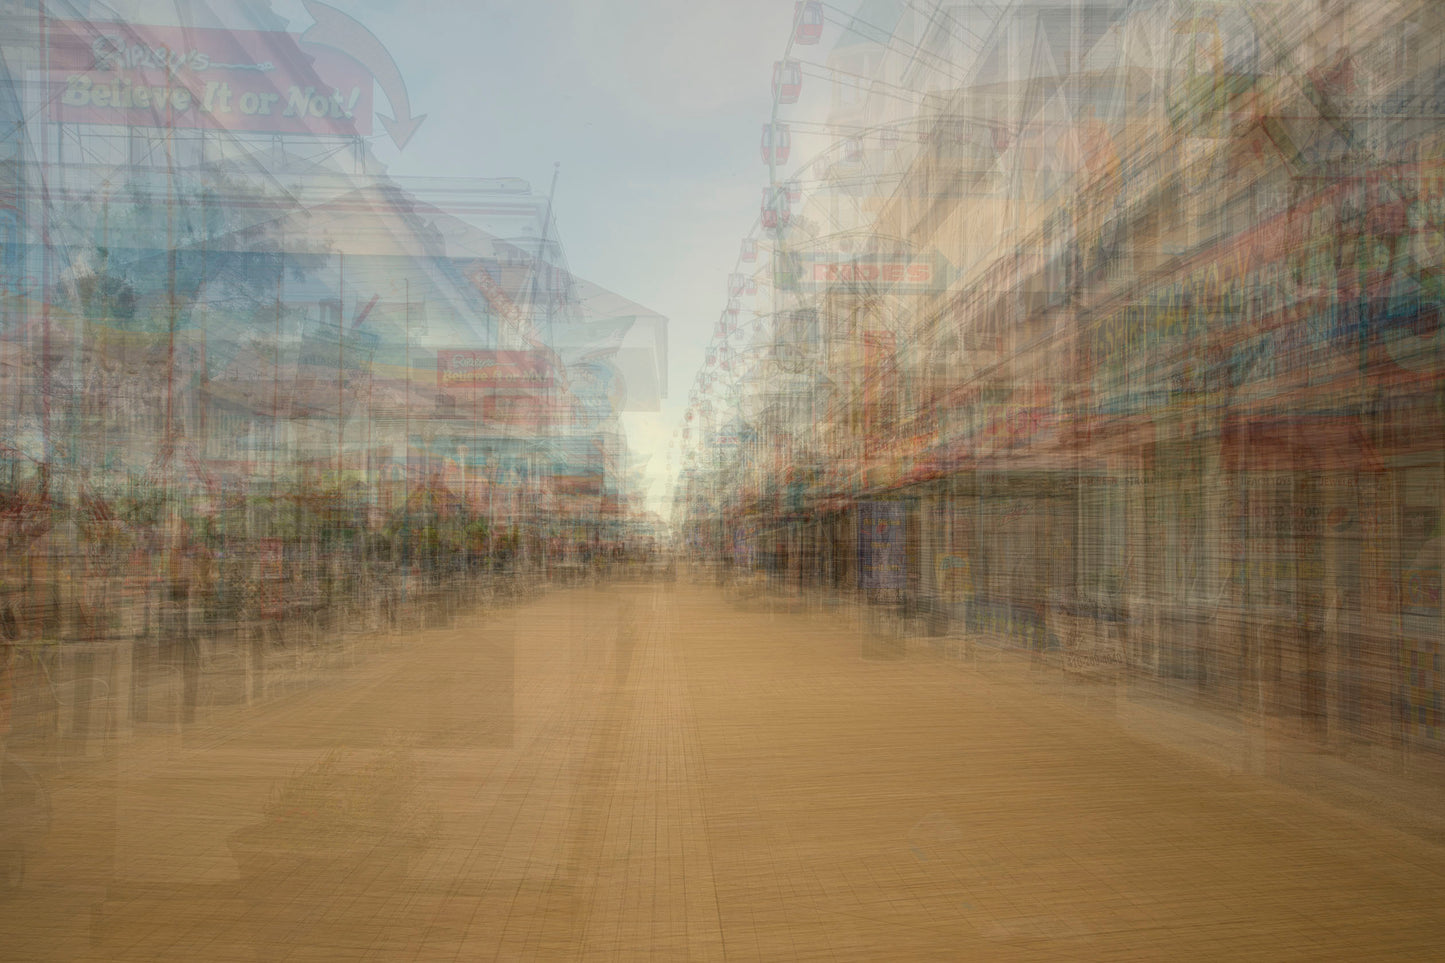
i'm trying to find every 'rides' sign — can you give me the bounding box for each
[46,20,372,136]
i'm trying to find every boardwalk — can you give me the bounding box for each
[1,581,1443,960]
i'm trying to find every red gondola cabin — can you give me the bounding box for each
[794,1,823,44]
[761,187,791,230]
[773,60,802,103]
[761,124,791,165]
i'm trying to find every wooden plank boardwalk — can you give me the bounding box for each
[1,581,1442,960]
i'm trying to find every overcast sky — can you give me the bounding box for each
[266,0,806,515]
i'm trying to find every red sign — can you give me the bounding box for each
[437,350,553,389]
[810,261,933,284]
[46,20,372,135]
[794,253,944,292]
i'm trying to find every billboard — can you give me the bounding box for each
[46,20,373,136]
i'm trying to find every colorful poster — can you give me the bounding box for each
[859,501,905,591]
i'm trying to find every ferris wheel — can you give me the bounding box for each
[683,0,1030,461]
[685,0,1291,465]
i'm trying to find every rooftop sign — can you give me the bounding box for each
[47,19,373,136]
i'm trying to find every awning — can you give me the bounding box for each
[1221,415,1383,473]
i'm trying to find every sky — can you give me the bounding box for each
[267,0,808,515]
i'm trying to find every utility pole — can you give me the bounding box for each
[403,277,411,600]
[531,162,561,348]
[271,227,283,500]
[337,253,345,480]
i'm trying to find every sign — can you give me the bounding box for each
[783,252,946,293]
[859,501,906,591]
[437,350,553,389]
[46,20,373,135]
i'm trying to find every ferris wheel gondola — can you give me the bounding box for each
[762,124,791,165]
[773,60,803,103]
[760,187,791,230]
[793,1,823,45]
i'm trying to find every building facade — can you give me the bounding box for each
[682,0,1442,758]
